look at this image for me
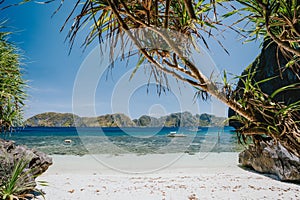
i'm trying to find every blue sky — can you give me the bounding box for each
[2,1,261,119]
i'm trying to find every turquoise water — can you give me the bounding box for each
[0,126,242,155]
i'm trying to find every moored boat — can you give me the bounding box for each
[64,139,72,144]
[167,131,186,137]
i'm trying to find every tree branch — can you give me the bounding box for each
[258,0,300,57]
[183,0,196,20]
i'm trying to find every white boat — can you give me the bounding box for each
[167,131,186,137]
[64,139,72,144]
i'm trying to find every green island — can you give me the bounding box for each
[25,112,227,127]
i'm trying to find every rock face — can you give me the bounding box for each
[229,40,300,128]
[230,40,300,181]
[239,139,300,181]
[0,139,52,189]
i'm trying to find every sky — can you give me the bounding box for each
[2,1,261,119]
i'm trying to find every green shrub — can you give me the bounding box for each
[0,155,45,200]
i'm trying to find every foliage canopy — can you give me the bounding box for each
[1,0,299,156]
[61,0,300,157]
[0,24,26,132]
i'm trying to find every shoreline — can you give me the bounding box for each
[42,152,240,175]
[36,153,299,199]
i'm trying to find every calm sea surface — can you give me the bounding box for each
[0,126,242,155]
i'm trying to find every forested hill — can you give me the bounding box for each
[25,112,227,127]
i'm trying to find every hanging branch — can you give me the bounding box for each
[58,0,299,156]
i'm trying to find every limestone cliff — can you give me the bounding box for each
[229,40,300,128]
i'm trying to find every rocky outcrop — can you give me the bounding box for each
[239,139,300,182]
[231,40,300,181]
[229,40,300,128]
[0,139,52,188]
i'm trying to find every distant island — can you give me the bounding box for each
[25,112,227,127]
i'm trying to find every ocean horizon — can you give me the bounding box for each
[0,126,242,156]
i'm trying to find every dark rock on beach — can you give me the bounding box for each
[239,139,300,182]
[0,139,52,188]
[230,39,300,181]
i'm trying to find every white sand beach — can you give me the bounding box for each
[36,153,299,200]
